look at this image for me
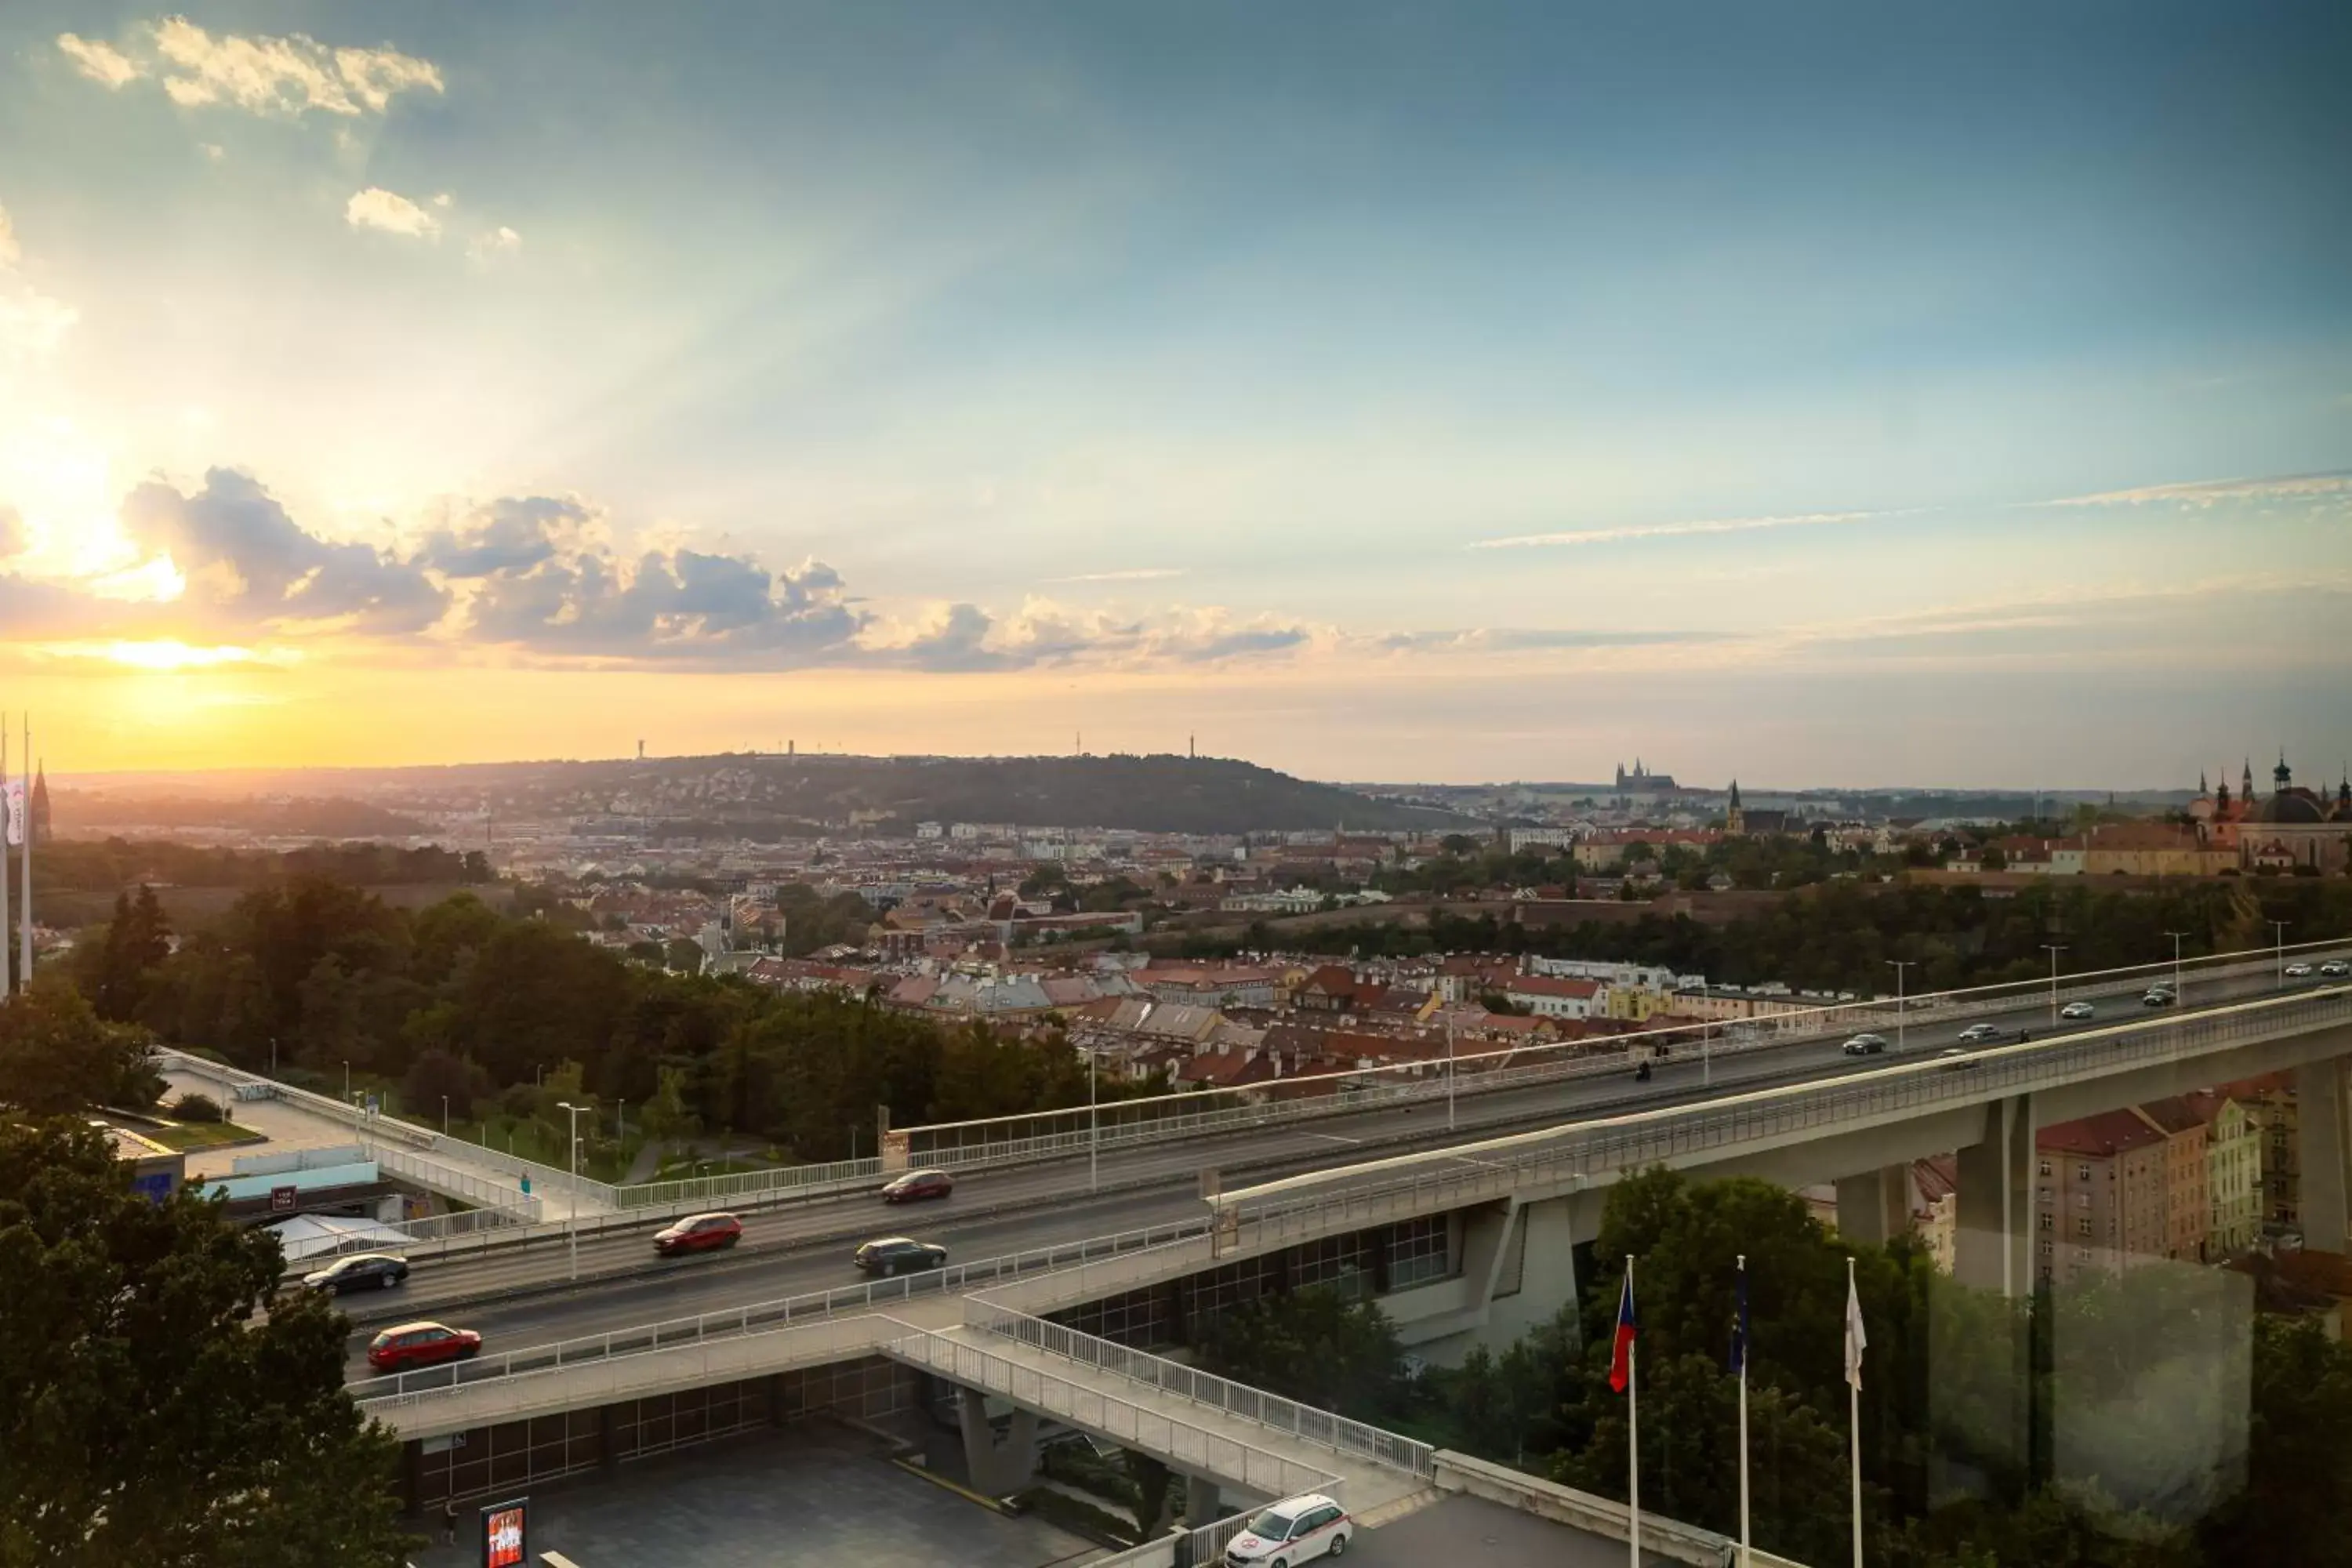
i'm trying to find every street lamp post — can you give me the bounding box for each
[441,1095,449,1137]
[342,1061,350,1101]
[2163,931,2188,1007]
[555,1101,586,1281]
[1088,1045,1100,1195]
[1886,960,1915,1053]
[2042,946,2067,1027]
[2271,920,2291,984]
[1445,1012,1457,1132]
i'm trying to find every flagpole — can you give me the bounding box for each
[1847,1256,1864,1568]
[1627,1254,1641,1568]
[1737,1254,1751,1568]
[0,712,11,998]
[19,716,31,989]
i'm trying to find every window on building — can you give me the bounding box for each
[2038,1186,2053,1205]
[2038,1160,2053,1178]
[2077,1218,2092,1236]
[2078,1164,2093,1182]
[2040,1213,2055,1232]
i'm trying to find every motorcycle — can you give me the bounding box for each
[1635,1060,1653,1083]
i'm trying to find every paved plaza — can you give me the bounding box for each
[404,1426,1106,1568]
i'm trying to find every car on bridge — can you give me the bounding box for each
[1224,1493,1353,1566]
[2287,962,2316,978]
[1939,1047,1978,1070]
[1841,1033,1889,1056]
[1956,1023,2004,1044]
[2143,987,2176,1007]
[2060,1000,2097,1020]
[301,1252,409,1296]
[854,1236,948,1276]
[2325,960,2350,978]
[365,1321,482,1374]
[880,1169,955,1204]
[653,1212,742,1257]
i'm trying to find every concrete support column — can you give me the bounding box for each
[954,1390,1039,1497]
[598,1403,619,1470]
[1955,1094,2034,1298]
[1835,1163,1913,1247]
[1182,1472,1223,1527]
[2298,1058,2351,1254]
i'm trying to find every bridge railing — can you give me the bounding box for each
[898,943,2342,1171]
[1212,987,2352,1249]
[962,1296,1436,1479]
[345,1212,1210,1403]
[887,1323,1342,1503]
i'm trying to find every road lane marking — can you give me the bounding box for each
[1302,1132,1364,1145]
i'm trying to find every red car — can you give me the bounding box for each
[366,1321,483,1374]
[654,1211,743,1256]
[881,1170,954,1204]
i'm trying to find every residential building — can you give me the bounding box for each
[2034,1110,2172,1288]
[1501,973,1604,1021]
[2132,1098,2212,1263]
[2189,1090,2263,1256]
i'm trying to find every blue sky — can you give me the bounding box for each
[0,2,2347,784]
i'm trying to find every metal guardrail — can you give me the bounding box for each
[887,1323,1342,1504]
[347,1214,1210,1403]
[963,1298,1436,1479]
[1085,1513,1258,1568]
[371,1146,549,1219]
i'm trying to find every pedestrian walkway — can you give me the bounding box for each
[883,1322,1428,1516]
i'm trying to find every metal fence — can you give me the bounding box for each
[1083,1513,1261,1568]
[888,1324,1341,1503]
[346,1213,1210,1403]
[962,1298,1436,1478]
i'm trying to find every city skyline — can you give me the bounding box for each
[2,2,2348,782]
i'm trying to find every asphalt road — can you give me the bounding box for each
[338,959,2347,1381]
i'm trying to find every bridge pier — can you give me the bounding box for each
[1956,1094,2034,1298]
[1834,1164,1913,1246]
[1182,1471,1222,1527]
[2299,1059,2351,1254]
[954,1388,1039,1497]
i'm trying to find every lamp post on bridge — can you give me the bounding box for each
[1088,1043,1100,1196]
[1886,960,1915,1053]
[2042,945,2067,1027]
[2164,931,2188,1008]
[556,1101,586,1282]
[2271,920,2291,985]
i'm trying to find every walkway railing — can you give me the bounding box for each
[962,1298,1436,1479]
[886,1323,1342,1504]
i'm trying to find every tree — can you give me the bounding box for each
[0,974,160,1116]
[401,1050,488,1128]
[1196,1287,1405,1417]
[91,884,172,1023]
[0,1118,412,1565]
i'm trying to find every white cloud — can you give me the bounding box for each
[60,19,442,118]
[466,226,523,266]
[2034,472,2352,509]
[345,187,441,241]
[56,34,143,89]
[1471,509,1912,550]
[0,204,16,268]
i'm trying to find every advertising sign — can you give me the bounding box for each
[1,781,20,847]
[269,1185,298,1213]
[481,1497,528,1568]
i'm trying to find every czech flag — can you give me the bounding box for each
[1608,1264,1639,1393]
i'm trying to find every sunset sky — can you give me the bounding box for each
[2,2,2347,787]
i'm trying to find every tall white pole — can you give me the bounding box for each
[1847,1256,1864,1568]
[2165,931,2186,1008]
[1887,960,1911,1052]
[1087,1047,1099,1196]
[2042,945,2065,1026]
[1627,1255,1641,1568]
[558,1101,583,1280]
[1446,1012,1457,1132]
[1737,1253,1751,1568]
[17,717,28,990]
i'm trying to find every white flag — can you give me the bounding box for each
[2,782,21,848]
[1845,1271,1868,1392]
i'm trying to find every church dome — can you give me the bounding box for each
[2250,789,2328,826]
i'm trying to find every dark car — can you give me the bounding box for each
[2143,989,2176,1007]
[365,1321,482,1374]
[881,1170,955,1204]
[855,1236,949,1276]
[653,1212,743,1257]
[1841,1033,1888,1057]
[302,1251,410,1295]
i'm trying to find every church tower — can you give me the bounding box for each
[1726,779,1746,837]
[27,763,49,847]
[2243,757,2256,807]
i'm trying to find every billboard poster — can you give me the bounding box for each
[481,1497,528,1568]
[2,781,20,848]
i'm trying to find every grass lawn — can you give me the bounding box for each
[148,1120,268,1152]
[648,1154,772,1182]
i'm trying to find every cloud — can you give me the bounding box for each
[56,34,142,89]
[416,497,584,578]
[118,467,447,633]
[345,187,441,240]
[885,598,1312,672]
[2034,472,2352,509]
[1044,567,1187,583]
[148,18,441,117]
[0,204,17,267]
[467,226,522,266]
[1471,509,1915,550]
[0,505,24,558]
[1375,627,1735,654]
